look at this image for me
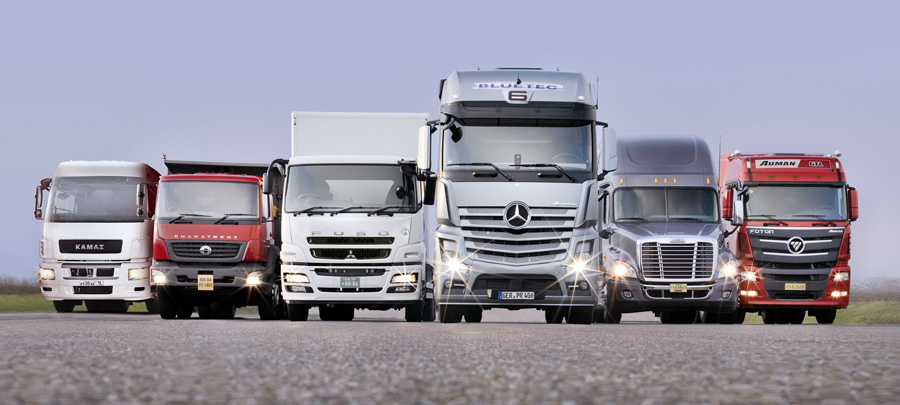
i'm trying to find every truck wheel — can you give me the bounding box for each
[734,310,746,324]
[258,282,285,320]
[715,311,738,325]
[337,305,354,321]
[176,303,194,319]
[422,297,436,322]
[660,311,697,324]
[464,308,483,323]
[567,307,593,324]
[813,309,836,324]
[760,310,776,324]
[145,299,159,314]
[53,300,77,313]
[438,305,462,323]
[405,301,424,322]
[212,303,236,319]
[287,303,309,322]
[198,305,214,319]
[544,307,564,324]
[699,311,718,324]
[318,305,335,321]
[158,289,178,319]
[602,308,622,324]
[788,310,806,324]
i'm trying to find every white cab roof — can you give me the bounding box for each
[53,161,159,179]
[288,155,412,166]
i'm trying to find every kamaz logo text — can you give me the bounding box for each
[75,244,105,250]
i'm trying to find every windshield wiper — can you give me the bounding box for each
[618,217,649,222]
[448,163,513,181]
[793,214,837,226]
[330,206,378,216]
[670,217,706,222]
[510,163,576,182]
[748,215,788,226]
[215,213,255,224]
[368,206,408,217]
[296,206,334,216]
[168,213,212,224]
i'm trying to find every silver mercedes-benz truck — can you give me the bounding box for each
[597,134,738,324]
[421,68,617,324]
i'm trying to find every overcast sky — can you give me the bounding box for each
[1,1,896,279]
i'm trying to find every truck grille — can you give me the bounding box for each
[313,268,387,277]
[310,249,391,260]
[459,207,574,265]
[640,241,715,281]
[73,286,113,294]
[170,242,243,260]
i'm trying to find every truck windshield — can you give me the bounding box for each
[614,187,719,223]
[156,181,260,223]
[283,165,417,213]
[443,120,593,172]
[47,176,144,223]
[745,185,847,221]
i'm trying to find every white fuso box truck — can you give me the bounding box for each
[268,112,434,322]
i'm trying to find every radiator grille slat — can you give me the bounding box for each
[640,241,715,281]
[459,206,576,265]
[171,242,242,259]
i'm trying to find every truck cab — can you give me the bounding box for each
[423,69,617,324]
[150,160,285,320]
[35,161,160,313]
[719,152,857,324]
[598,134,738,324]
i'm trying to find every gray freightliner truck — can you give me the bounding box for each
[597,134,739,324]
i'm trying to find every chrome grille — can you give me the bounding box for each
[640,241,715,281]
[459,206,575,265]
[171,242,242,259]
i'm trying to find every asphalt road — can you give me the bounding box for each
[1,310,898,404]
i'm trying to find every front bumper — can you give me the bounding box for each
[38,260,152,301]
[151,260,271,305]
[280,262,423,305]
[737,264,851,311]
[604,276,738,314]
[434,260,600,308]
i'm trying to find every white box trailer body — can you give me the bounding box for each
[278,112,434,322]
[35,161,160,313]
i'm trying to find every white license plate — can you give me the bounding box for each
[499,291,535,300]
[78,280,103,286]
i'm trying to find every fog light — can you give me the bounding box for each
[39,268,55,280]
[622,291,633,299]
[443,279,452,289]
[246,271,263,286]
[128,267,149,280]
[741,271,758,282]
[723,290,732,299]
[285,273,310,284]
[152,270,166,285]
[391,273,417,284]
[740,290,758,297]
[831,290,849,298]
[833,272,849,282]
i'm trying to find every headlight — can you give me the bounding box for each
[128,268,150,280]
[612,261,636,278]
[284,273,310,284]
[38,268,55,280]
[246,271,263,286]
[152,269,166,285]
[440,239,459,256]
[833,272,849,282]
[719,262,738,278]
[740,271,758,282]
[568,253,591,274]
[391,273,417,283]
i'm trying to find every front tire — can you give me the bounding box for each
[158,289,178,319]
[258,282,285,320]
[813,309,837,324]
[405,301,424,322]
[53,300,77,313]
[566,307,593,324]
[438,305,462,323]
[145,299,159,314]
[287,303,309,322]
[464,308,483,323]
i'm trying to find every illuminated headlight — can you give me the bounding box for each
[831,291,849,298]
[568,252,591,274]
[246,271,263,286]
[612,261,636,278]
[718,262,738,278]
[128,267,150,280]
[284,273,310,284]
[391,273,418,284]
[739,290,758,297]
[833,272,849,282]
[152,269,166,285]
[38,268,55,280]
[741,271,758,282]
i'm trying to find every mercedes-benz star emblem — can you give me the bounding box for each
[504,202,531,229]
[787,237,805,254]
[199,245,212,256]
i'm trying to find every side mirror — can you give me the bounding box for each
[599,126,617,177]
[395,186,408,200]
[423,175,437,206]
[417,126,431,172]
[449,124,463,143]
[135,182,156,220]
[262,173,273,195]
[722,189,733,220]
[848,187,858,221]
[732,192,745,226]
[34,178,50,220]
[599,228,614,239]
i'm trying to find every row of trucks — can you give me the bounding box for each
[34,68,858,324]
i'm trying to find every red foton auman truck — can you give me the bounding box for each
[719,151,858,324]
[147,159,285,320]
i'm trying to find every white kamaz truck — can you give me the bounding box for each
[269,112,434,322]
[421,69,617,323]
[34,161,160,313]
